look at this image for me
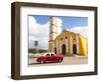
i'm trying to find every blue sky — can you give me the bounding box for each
[32,15,88,29]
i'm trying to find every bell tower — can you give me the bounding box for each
[48,17,58,52]
[50,17,58,40]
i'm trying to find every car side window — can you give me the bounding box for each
[46,54,50,56]
[51,54,54,56]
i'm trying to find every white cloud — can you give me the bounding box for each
[28,16,63,49]
[68,26,88,39]
[56,17,63,27]
[29,16,37,28]
[29,16,49,49]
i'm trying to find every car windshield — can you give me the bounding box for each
[46,54,50,56]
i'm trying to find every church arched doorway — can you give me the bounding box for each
[62,44,66,56]
[54,48,57,54]
[73,44,77,54]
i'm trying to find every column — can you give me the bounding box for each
[76,35,79,54]
[70,36,73,54]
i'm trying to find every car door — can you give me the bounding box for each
[45,54,51,61]
[50,54,57,61]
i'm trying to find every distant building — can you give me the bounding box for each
[48,17,88,56]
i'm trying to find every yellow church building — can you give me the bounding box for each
[48,17,88,56]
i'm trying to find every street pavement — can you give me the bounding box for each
[28,55,88,67]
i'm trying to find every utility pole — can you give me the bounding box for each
[34,41,38,53]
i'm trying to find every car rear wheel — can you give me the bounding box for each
[40,60,45,64]
[58,59,63,62]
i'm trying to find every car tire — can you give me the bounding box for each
[40,60,45,64]
[58,59,63,62]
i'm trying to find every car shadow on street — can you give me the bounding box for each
[28,62,61,65]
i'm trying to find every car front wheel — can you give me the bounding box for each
[58,59,63,62]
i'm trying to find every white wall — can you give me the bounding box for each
[0,0,100,82]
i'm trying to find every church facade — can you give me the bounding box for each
[48,17,88,56]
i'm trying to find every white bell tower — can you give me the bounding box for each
[50,17,58,40]
[48,17,58,52]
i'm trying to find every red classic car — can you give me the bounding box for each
[37,53,64,63]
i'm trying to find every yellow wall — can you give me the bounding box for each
[78,34,88,56]
[48,42,52,52]
[48,30,88,56]
[54,30,71,55]
[53,30,77,55]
